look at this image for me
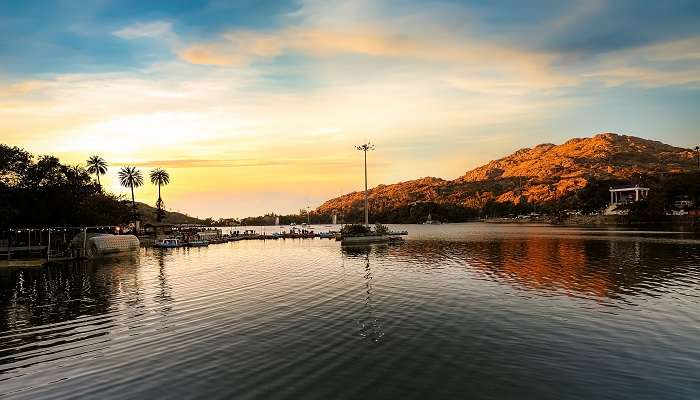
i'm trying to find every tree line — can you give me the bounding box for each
[1,145,173,228]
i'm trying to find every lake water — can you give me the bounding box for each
[1,224,699,399]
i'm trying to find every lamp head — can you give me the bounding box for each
[355,142,375,151]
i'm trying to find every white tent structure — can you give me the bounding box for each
[71,233,139,258]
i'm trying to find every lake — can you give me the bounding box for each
[1,224,699,399]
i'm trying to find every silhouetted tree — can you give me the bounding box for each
[86,155,107,188]
[0,144,130,228]
[149,168,170,222]
[118,166,144,220]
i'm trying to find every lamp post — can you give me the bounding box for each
[695,146,700,170]
[355,142,375,226]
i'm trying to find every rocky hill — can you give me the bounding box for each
[317,133,696,216]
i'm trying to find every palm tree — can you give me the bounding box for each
[86,156,107,187]
[150,168,170,222]
[118,166,144,218]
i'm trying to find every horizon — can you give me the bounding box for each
[2,1,699,218]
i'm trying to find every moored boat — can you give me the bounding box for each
[318,231,338,239]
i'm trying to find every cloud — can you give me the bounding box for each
[584,67,700,88]
[110,158,388,169]
[585,37,700,88]
[0,80,50,97]
[178,26,555,72]
[629,37,700,62]
[179,30,284,66]
[113,21,175,41]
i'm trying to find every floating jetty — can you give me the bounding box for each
[148,227,346,248]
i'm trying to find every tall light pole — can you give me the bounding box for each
[695,146,700,170]
[356,142,375,226]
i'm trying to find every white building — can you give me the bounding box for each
[609,184,649,205]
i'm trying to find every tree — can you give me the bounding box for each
[86,155,108,187]
[118,166,144,219]
[149,168,170,222]
[0,145,131,228]
[0,145,32,187]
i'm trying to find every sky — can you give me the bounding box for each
[1,0,699,218]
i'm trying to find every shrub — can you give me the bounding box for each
[341,224,370,235]
[374,223,389,234]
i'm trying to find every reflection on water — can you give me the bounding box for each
[386,235,700,302]
[343,246,384,343]
[1,256,139,333]
[1,224,699,400]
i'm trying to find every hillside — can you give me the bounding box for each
[135,202,208,225]
[316,133,696,219]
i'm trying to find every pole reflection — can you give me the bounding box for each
[342,245,385,343]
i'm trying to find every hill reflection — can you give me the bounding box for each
[388,237,698,299]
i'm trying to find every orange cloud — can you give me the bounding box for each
[177,26,555,75]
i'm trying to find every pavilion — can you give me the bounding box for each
[609,184,650,205]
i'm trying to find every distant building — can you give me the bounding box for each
[143,223,173,239]
[673,196,695,210]
[609,184,649,206]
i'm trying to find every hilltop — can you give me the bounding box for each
[135,202,208,225]
[316,133,696,221]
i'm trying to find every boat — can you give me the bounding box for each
[186,240,209,247]
[154,238,181,248]
[318,231,338,239]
